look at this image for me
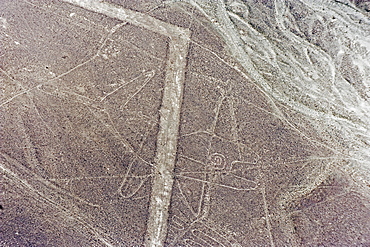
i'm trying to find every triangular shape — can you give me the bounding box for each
[177,176,205,216]
[214,98,235,140]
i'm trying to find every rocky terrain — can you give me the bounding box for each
[1,0,370,246]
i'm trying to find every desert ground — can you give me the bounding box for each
[1,0,370,246]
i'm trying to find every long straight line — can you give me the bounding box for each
[62,0,189,38]
[61,1,190,246]
[145,35,190,247]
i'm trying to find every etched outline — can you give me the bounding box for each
[61,1,191,246]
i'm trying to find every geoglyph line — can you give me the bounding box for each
[146,35,189,246]
[61,1,190,246]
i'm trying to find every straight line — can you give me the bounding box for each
[0,154,114,246]
[261,187,275,247]
[145,35,190,247]
[61,1,191,246]
[62,0,189,38]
